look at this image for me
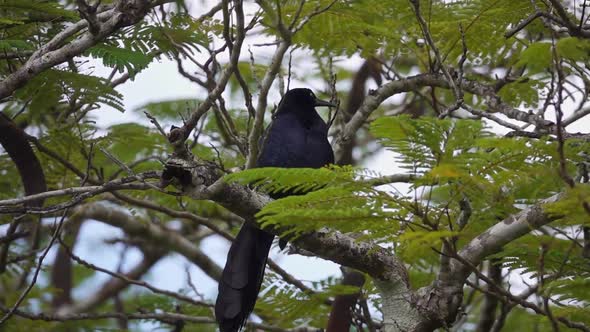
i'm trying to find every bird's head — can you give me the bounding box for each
[278,88,336,113]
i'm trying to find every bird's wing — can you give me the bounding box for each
[257,113,333,168]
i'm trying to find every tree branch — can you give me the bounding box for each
[332,73,555,163]
[56,236,209,309]
[70,202,222,281]
[0,171,162,214]
[451,192,564,281]
[0,0,174,100]
[168,0,246,147]
[56,249,164,315]
[0,306,303,332]
[245,39,291,169]
[0,212,67,324]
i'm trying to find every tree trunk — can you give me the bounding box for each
[376,280,427,332]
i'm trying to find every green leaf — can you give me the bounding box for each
[0,39,33,51]
[0,17,24,25]
[497,78,542,108]
[557,37,590,62]
[100,123,168,163]
[0,0,78,20]
[13,69,125,117]
[515,42,551,73]
[544,186,590,226]
[398,230,459,254]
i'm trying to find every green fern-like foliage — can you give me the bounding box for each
[227,115,590,294]
[0,38,34,52]
[83,12,211,79]
[225,166,403,240]
[293,0,411,57]
[0,0,77,20]
[224,165,358,195]
[13,69,125,119]
[256,272,363,329]
[85,44,153,78]
[371,115,488,174]
[431,0,533,61]
[105,12,211,60]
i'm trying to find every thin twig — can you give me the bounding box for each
[455,252,590,332]
[144,111,168,139]
[0,211,68,324]
[57,237,211,308]
[99,147,135,176]
[0,306,299,332]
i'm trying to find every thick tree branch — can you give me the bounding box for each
[0,306,301,332]
[161,158,410,284]
[332,73,555,163]
[0,112,47,273]
[451,192,564,281]
[69,202,223,281]
[326,267,365,332]
[563,106,590,127]
[51,219,82,309]
[547,0,590,38]
[475,259,502,332]
[0,0,173,100]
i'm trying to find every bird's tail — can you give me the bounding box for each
[215,224,274,332]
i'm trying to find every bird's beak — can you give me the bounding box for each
[314,98,337,108]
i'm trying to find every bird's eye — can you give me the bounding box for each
[309,92,315,99]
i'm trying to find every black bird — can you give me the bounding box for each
[215,88,335,332]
